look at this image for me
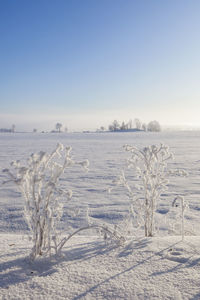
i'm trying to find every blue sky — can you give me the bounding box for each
[0,0,200,131]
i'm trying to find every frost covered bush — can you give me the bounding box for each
[3,143,124,259]
[3,143,89,260]
[111,144,173,237]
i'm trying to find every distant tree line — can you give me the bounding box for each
[0,124,15,133]
[0,120,161,134]
[107,118,161,132]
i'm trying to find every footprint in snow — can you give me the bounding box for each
[163,247,190,263]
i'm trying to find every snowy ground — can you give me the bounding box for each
[1,131,200,299]
[1,235,200,299]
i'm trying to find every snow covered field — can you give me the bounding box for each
[1,131,200,299]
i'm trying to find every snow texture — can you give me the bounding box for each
[1,235,200,300]
[1,131,200,299]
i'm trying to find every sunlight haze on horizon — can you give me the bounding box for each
[1,0,200,131]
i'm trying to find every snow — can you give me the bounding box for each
[1,235,200,299]
[1,131,200,299]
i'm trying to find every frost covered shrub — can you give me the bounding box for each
[112,144,173,237]
[3,143,89,260]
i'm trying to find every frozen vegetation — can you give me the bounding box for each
[1,131,200,299]
[3,144,90,260]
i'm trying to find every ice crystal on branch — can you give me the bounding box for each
[3,143,89,260]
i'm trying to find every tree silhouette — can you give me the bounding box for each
[55,123,62,132]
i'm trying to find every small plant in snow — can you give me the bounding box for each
[172,196,189,240]
[3,143,89,260]
[111,144,173,237]
[85,206,126,246]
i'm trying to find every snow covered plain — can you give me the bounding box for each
[1,131,200,299]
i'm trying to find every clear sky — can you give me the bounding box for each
[1,0,200,131]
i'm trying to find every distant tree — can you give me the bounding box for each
[134,118,142,130]
[100,126,105,131]
[55,123,62,132]
[120,121,126,130]
[128,119,133,129]
[112,120,120,131]
[108,120,120,131]
[147,120,161,132]
[142,123,147,131]
[108,124,114,131]
[120,121,129,130]
[64,127,68,133]
[11,124,15,133]
[33,128,37,133]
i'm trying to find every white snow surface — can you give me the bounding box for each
[1,131,200,299]
[1,235,200,300]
